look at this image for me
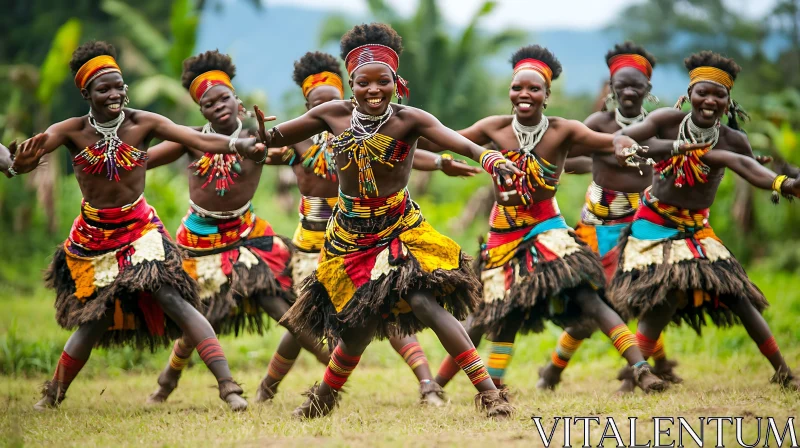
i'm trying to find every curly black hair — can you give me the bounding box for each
[684,50,740,80]
[340,23,403,60]
[69,41,118,76]
[180,50,236,91]
[292,52,342,87]
[510,45,563,81]
[605,41,657,68]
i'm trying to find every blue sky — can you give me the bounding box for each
[261,0,777,31]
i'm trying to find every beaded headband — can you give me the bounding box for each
[344,44,409,100]
[189,70,234,104]
[74,55,122,89]
[608,54,653,79]
[689,66,734,91]
[302,71,344,98]
[512,58,553,86]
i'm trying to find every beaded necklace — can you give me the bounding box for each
[654,114,716,188]
[301,131,337,182]
[74,109,147,181]
[332,105,411,196]
[189,119,243,196]
[614,107,647,129]
[507,115,558,204]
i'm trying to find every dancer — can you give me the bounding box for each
[256,23,519,418]
[8,41,269,411]
[141,50,330,405]
[610,51,800,389]
[255,51,478,406]
[422,45,678,394]
[537,42,680,392]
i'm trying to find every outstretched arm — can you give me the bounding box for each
[412,150,481,177]
[564,156,593,174]
[703,150,800,196]
[416,118,493,152]
[413,109,521,186]
[8,120,72,175]
[255,103,332,148]
[146,141,187,170]
[143,111,268,161]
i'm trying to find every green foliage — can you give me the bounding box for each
[36,19,82,104]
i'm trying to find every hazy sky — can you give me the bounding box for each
[263,0,777,31]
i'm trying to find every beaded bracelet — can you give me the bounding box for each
[771,174,789,204]
[480,150,506,184]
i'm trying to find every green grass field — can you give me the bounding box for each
[1,269,799,447]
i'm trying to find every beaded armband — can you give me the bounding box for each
[771,174,793,204]
[480,150,505,183]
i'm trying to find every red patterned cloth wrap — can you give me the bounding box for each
[574,182,641,283]
[291,196,337,293]
[608,187,767,334]
[177,203,294,336]
[45,195,197,350]
[284,189,480,344]
[473,198,607,339]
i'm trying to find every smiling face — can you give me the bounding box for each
[349,63,395,115]
[509,70,548,122]
[610,67,650,117]
[305,84,344,110]
[83,72,126,119]
[688,81,729,127]
[198,84,238,129]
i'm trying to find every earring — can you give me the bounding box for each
[603,92,616,112]
[646,92,660,105]
[350,96,358,107]
[123,84,130,107]
[543,101,548,110]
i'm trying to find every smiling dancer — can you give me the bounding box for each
[610,51,800,390]
[141,50,330,405]
[7,41,269,411]
[423,45,677,394]
[255,23,519,418]
[537,42,680,393]
[254,51,479,406]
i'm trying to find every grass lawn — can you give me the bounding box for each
[2,269,799,447]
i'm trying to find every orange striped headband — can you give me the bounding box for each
[74,55,122,89]
[301,71,344,98]
[689,66,734,91]
[513,58,553,86]
[189,70,234,103]
[608,54,653,79]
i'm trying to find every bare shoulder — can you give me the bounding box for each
[315,100,352,117]
[547,116,581,129]
[55,116,88,131]
[646,107,685,123]
[720,125,751,154]
[583,111,612,130]
[470,115,512,133]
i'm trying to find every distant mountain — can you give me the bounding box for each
[194,3,778,115]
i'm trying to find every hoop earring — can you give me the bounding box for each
[543,101,548,110]
[123,84,130,107]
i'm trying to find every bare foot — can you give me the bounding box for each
[612,366,636,395]
[33,381,63,412]
[771,366,800,391]
[419,380,446,407]
[146,368,180,404]
[255,378,277,403]
[536,363,563,391]
[474,389,514,419]
[653,359,683,384]
[292,383,340,419]
[633,364,669,394]
[219,380,248,412]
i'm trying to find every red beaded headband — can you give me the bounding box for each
[345,44,409,101]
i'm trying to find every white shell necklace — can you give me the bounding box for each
[512,114,549,153]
